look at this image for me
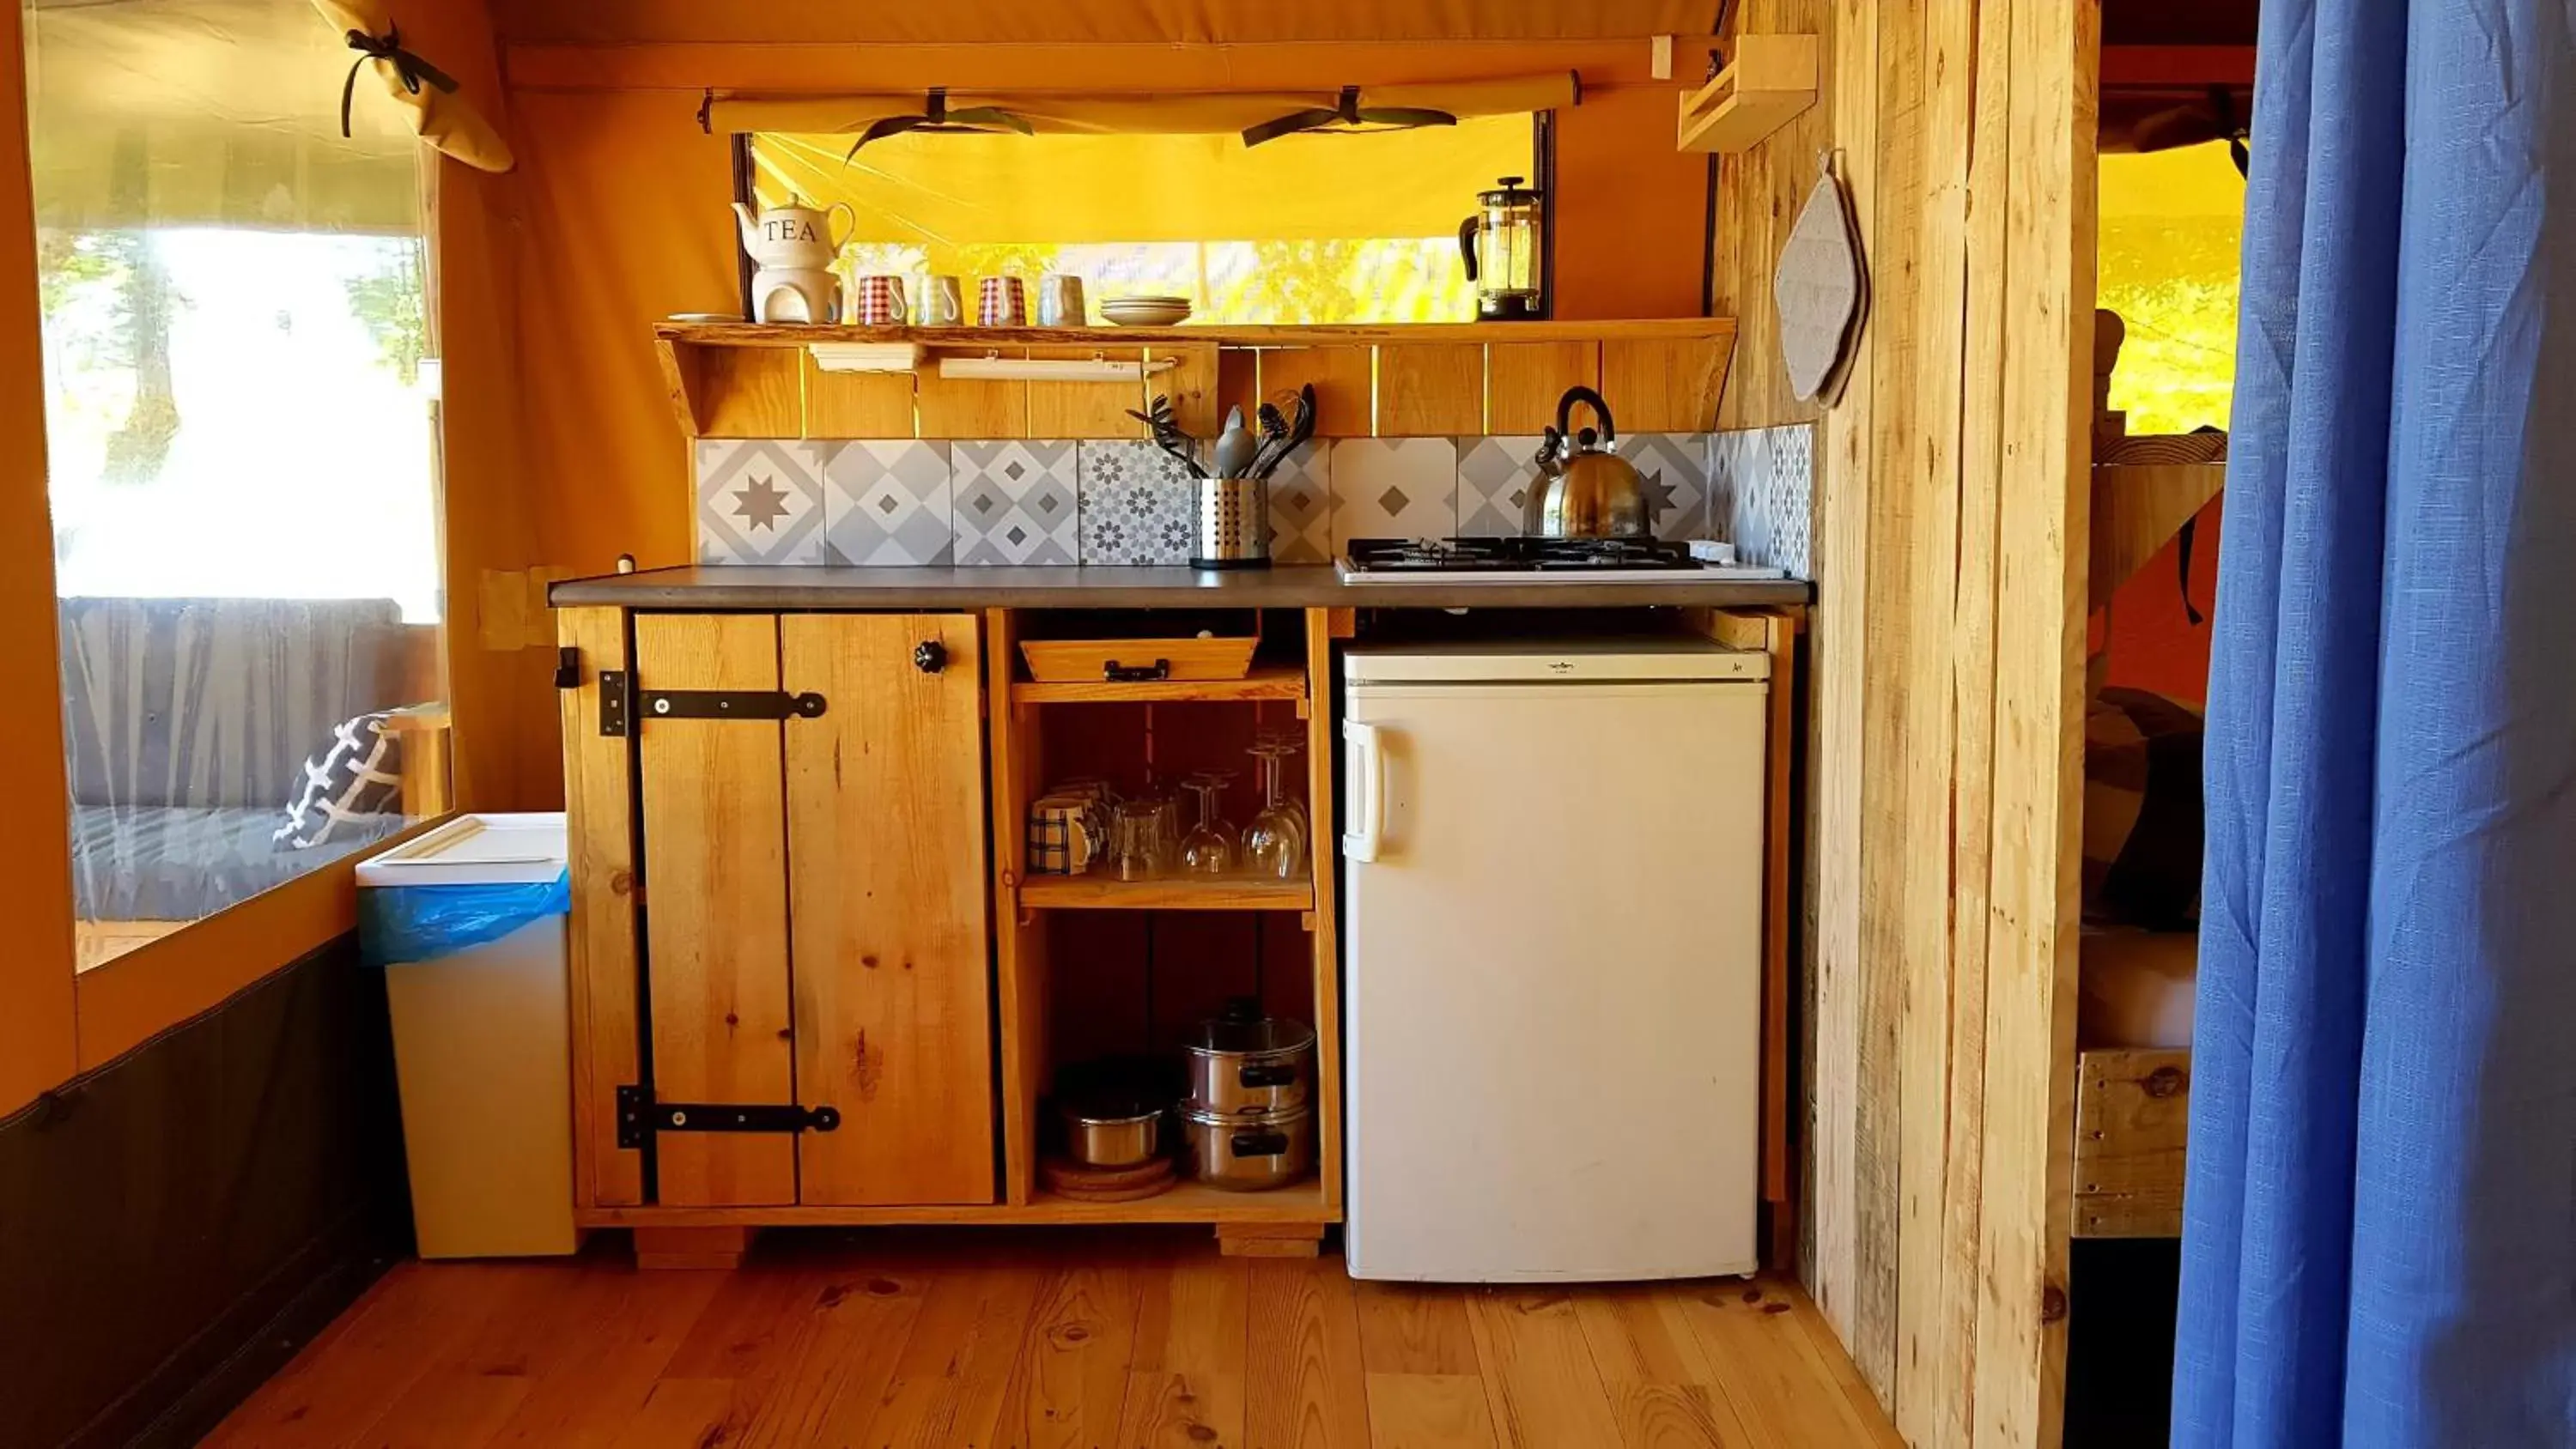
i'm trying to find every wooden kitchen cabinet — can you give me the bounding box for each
[629,611,993,1209]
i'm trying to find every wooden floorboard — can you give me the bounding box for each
[206,1229,1899,1447]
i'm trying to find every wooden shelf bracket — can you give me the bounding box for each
[1677,33,1820,154]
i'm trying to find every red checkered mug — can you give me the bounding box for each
[977,276,1028,327]
[854,274,908,325]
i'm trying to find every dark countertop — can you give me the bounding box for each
[550,565,1813,611]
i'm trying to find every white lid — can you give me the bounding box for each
[356,812,568,888]
[1345,638,1769,684]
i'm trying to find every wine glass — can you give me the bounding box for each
[1179,773,1237,876]
[1242,740,1309,882]
[1255,726,1309,834]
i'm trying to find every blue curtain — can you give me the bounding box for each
[2174,1,2576,1444]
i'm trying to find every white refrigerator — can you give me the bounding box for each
[1340,640,1768,1282]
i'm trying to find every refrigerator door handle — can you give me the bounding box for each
[1343,719,1386,863]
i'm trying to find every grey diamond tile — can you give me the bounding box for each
[954,440,1078,565]
[1456,435,1548,537]
[823,440,951,566]
[1329,438,1456,553]
[1077,440,1195,566]
[696,439,829,565]
[1264,441,1334,564]
[1620,433,1714,542]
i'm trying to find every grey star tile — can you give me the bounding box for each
[696,439,828,565]
[1619,433,1714,543]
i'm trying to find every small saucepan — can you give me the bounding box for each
[1057,1088,1169,1169]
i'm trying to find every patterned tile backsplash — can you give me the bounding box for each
[1076,440,1196,566]
[690,425,1813,577]
[697,439,829,565]
[953,440,1079,565]
[825,440,952,566]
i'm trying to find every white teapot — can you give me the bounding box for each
[732,198,854,271]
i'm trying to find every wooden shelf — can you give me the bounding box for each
[574,1175,1334,1229]
[1677,33,1820,153]
[654,318,1736,349]
[1024,1177,1333,1225]
[1012,665,1308,706]
[1018,876,1314,912]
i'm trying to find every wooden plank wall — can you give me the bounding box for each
[1710,3,2099,1446]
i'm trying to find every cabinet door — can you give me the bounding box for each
[782,614,996,1204]
[634,614,797,1207]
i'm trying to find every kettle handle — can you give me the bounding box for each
[1458,215,1481,282]
[1555,385,1616,447]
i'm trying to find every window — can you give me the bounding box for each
[26,0,447,968]
[749,116,1539,324]
[2099,142,2244,433]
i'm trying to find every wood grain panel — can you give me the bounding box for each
[1150,342,1224,437]
[1258,345,1375,436]
[800,354,914,438]
[2071,1048,2188,1218]
[696,347,803,438]
[1214,346,1261,433]
[915,349,1028,438]
[1600,336,1732,433]
[1375,343,1484,436]
[1485,341,1599,433]
[1025,345,1149,438]
[557,607,643,1207]
[986,609,1049,1207]
[1304,610,1347,1210]
[635,613,796,1207]
[782,613,994,1206]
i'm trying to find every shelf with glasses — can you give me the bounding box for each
[1009,666,1309,706]
[1015,875,1315,912]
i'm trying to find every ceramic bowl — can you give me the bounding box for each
[1102,298,1193,326]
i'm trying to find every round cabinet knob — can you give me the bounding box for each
[913,640,947,674]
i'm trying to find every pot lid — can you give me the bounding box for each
[1185,1013,1316,1057]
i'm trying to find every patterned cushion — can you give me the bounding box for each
[2082,688,2205,931]
[276,713,404,849]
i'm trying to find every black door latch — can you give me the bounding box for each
[617,1085,840,1149]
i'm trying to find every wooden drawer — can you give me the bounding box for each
[2072,1047,2189,1238]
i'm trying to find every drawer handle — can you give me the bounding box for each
[1105,659,1171,682]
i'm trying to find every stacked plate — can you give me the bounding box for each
[1101,294,1194,327]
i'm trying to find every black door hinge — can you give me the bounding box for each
[598,670,629,737]
[616,1085,839,1150]
[636,689,827,723]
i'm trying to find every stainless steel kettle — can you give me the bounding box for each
[1523,386,1655,537]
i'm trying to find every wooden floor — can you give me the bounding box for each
[207,1228,1900,1448]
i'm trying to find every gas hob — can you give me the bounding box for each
[1335,537,1783,584]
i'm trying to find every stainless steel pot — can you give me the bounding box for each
[1182,1011,1315,1116]
[1058,1089,1168,1168]
[1182,1105,1315,1191]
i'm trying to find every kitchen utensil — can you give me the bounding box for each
[1178,773,1239,875]
[1212,405,1256,479]
[853,274,908,325]
[1102,296,1193,326]
[1183,1004,1315,1116]
[1124,394,1207,478]
[1249,385,1316,480]
[1039,1155,1177,1202]
[1020,635,1256,682]
[1057,1089,1168,1168]
[1036,273,1089,327]
[1243,737,1309,880]
[1027,793,1108,876]
[1524,386,1656,538]
[1191,475,1271,569]
[750,267,841,324]
[1458,176,1546,321]
[732,198,854,271]
[978,276,1029,326]
[1182,1105,1314,1191]
[1111,798,1168,881]
[919,275,966,325]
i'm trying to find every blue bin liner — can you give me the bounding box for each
[360,868,572,967]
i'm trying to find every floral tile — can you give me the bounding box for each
[1264,441,1334,565]
[1329,438,1458,553]
[696,439,829,565]
[823,440,952,566]
[1709,424,1815,578]
[1620,432,1714,543]
[1455,434,1549,537]
[953,440,1079,565]
[1077,440,1195,566]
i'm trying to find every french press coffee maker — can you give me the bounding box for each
[1457,175,1545,320]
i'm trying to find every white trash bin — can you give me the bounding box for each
[358,812,578,1258]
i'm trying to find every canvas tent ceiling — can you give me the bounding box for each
[486,1,1722,45]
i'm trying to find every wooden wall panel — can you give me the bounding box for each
[1025,346,1149,438]
[1711,3,2099,1445]
[1486,341,1599,433]
[1151,343,1224,437]
[916,349,1029,438]
[558,608,644,1207]
[1376,343,1484,435]
[1258,346,1375,436]
[1601,336,1732,433]
[696,346,803,438]
[802,355,914,437]
[635,613,798,1208]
